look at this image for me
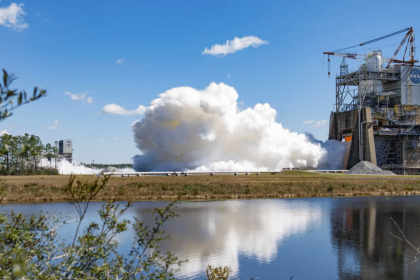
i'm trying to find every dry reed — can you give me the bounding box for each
[0,171,419,202]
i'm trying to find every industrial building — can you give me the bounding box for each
[59,139,73,163]
[326,28,420,174]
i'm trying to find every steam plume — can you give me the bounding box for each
[132,82,345,171]
[41,158,134,175]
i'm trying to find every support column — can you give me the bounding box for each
[362,107,377,165]
[347,107,377,168]
[328,112,338,140]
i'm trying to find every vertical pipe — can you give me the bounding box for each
[359,69,363,163]
[403,140,406,175]
[359,107,363,162]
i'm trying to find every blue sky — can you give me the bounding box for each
[1,0,419,163]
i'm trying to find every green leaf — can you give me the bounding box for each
[2,109,9,119]
[3,69,8,87]
[5,90,17,101]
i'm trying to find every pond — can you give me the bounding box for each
[2,196,420,279]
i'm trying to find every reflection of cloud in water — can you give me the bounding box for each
[140,199,322,279]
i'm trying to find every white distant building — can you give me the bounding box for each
[59,139,73,163]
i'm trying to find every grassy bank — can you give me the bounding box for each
[1,171,420,202]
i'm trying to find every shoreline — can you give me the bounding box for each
[0,171,419,203]
[2,192,420,204]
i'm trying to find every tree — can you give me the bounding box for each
[53,140,60,170]
[27,135,43,172]
[0,69,46,121]
[0,134,12,174]
[9,136,19,172]
[0,133,59,175]
[17,133,30,175]
[43,143,55,172]
[0,69,47,174]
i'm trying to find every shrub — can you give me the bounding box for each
[0,175,182,279]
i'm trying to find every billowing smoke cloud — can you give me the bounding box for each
[131,82,346,172]
[305,134,350,170]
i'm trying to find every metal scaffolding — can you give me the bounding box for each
[335,66,402,113]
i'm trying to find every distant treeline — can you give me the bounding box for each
[0,133,60,175]
[81,163,133,169]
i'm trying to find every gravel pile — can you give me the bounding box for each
[346,161,396,175]
[381,170,397,175]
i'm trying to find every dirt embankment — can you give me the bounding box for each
[0,171,420,203]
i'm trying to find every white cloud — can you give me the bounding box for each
[64,91,92,104]
[304,119,327,127]
[64,91,88,101]
[99,138,103,141]
[0,129,8,135]
[116,58,125,64]
[0,2,28,30]
[84,97,93,104]
[47,120,58,130]
[311,120,327,128]
[202,36,269,56]
[114,137,125,142]
[227,74,231,79]
[100,104,146,116]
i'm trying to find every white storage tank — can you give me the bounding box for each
[366,51,383,71]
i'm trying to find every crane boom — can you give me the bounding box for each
[323,52,365,60]
[323,52,394,62]
[332,28,410,53]
[323,27,417,77]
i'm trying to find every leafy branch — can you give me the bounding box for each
[0,69,46,121]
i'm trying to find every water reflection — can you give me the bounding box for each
[137,199,323,279]
[4,196,420,279]
[331,197,420,280]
